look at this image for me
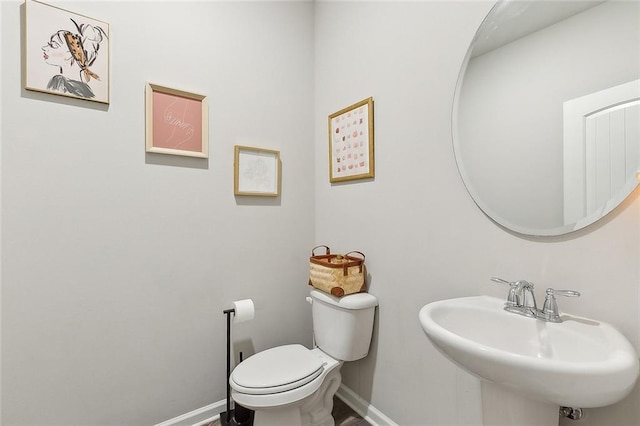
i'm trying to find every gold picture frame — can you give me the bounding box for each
[234,146,281,197]
[145,83,209,158]
[328,97,374,182]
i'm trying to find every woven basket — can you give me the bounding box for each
[309,245,366,297]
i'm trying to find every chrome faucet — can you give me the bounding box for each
[491,277,580,323]
[514,280,538,317]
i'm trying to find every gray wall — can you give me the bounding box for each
[1,1,315,424]
[314,1,639,426]
[2,1,639,426]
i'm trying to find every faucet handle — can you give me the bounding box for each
[490,277,519,307]
[546,288,580,298]
[542,288,580,322]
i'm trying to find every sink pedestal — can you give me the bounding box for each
[482,382,558,426]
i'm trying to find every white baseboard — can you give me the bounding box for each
[154,399,227,426]
[335,384,397,426]
[155,384,396,426]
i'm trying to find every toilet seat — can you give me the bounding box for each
[230,344,325,395]
[231,347,342,410]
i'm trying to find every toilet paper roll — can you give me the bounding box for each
[232,299,255,323]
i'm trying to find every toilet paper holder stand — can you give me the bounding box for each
[221,307,253,426]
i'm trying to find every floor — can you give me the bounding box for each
[331,396,371,426]
[208,396,370,426]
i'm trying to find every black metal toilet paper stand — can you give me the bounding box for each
[221,308,253,426]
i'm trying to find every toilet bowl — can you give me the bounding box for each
[230,345,342,426]
[229,289,378,426]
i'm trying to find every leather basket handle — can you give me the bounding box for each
[344,251,365,273]
[311,245,330,256]
[344,251,365,261]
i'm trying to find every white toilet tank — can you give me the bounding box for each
[309,289,378,361]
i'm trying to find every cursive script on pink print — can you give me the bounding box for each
[152,91,202,152]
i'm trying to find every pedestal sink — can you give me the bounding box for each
[419,296,639,426]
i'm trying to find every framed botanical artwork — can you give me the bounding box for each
[24,0,110,104]
[234,146,281,197]
[145,83,209,158]
[328,97,374,182]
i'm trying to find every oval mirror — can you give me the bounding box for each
[453,0,640,236]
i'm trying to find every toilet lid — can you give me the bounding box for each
[230,344,324,394]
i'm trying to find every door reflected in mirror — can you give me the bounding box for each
[453,0,640,236]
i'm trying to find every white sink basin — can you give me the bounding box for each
[419,296,639,408]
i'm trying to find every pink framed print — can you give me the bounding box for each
[328,97,374,182]
[145,83,209,158]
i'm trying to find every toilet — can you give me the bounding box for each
[229,288,378,426]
